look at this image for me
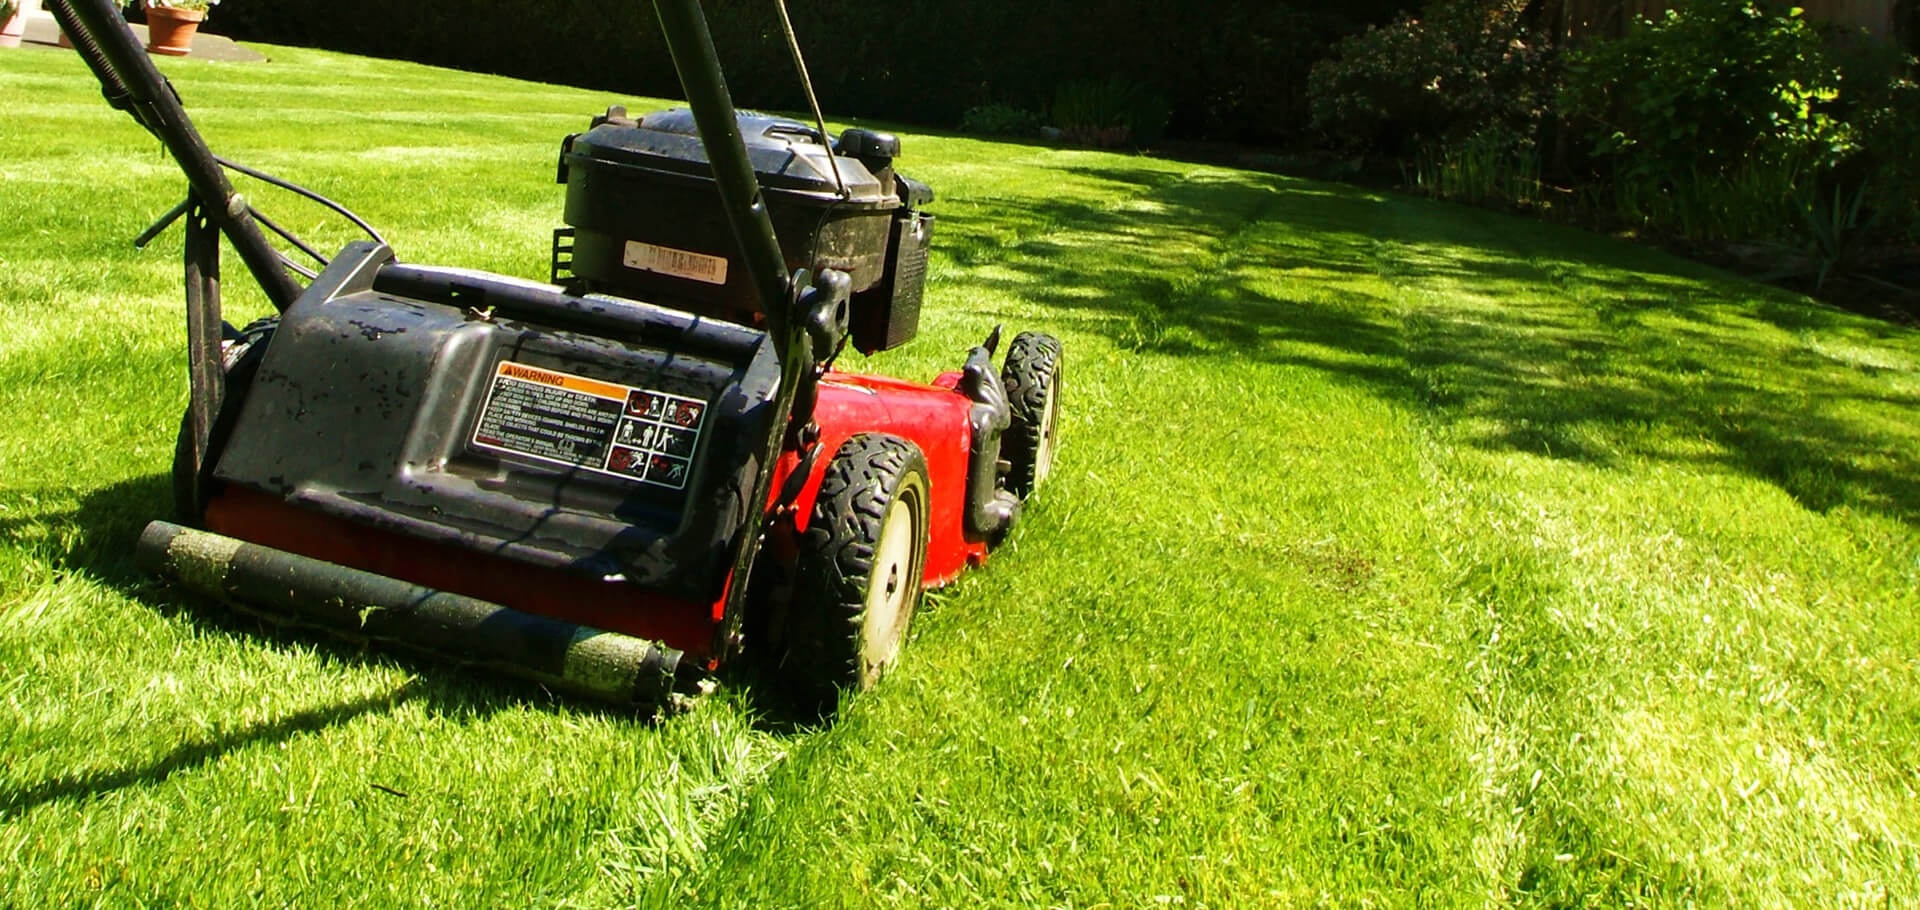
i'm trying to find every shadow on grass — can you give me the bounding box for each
[4,473,858,740]
[4,473,685,724]
[0,681,425,819]
[937,164,1920,525]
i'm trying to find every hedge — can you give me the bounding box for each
[211,0,1407,143]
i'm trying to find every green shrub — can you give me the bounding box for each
[1050,78,1170,148]
[1559,0,1920,254]
[1307,0,1558,157]
[1405,125,1545,209]
[959,103,1043,138]
[1179,6,1369,142]
[1795,179,1885,287]
[1562,0,1847,184]
[1829,39,1920,240]
[212,0,1407,146]
[1609,158,1812,244]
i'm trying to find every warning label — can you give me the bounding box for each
[471,361,707,490]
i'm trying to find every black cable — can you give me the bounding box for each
[248,206,329,267]
[774,0,845,198]
[214,155,387,246]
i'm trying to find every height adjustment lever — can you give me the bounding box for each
[798,268,852,360]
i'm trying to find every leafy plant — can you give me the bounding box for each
[1830,42,1920,241]
[147,0,218,11]
[1562,0,1848,185]
[1404,125,1545,209]
[1049,77,1169,148]
[1802,180,1882,287]
[959,103,1042,138]
[1757,178,1893,289]
[1308,0,1558,157]
[1609,157,1811,245]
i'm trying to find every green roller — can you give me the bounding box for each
[135,521,684,706]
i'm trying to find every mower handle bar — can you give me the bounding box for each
[53,0,802,356]
[652,0,798,353]
[48,0,304,311]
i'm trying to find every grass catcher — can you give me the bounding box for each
[50,0,1062,713]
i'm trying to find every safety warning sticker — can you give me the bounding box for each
[470,360,707,490]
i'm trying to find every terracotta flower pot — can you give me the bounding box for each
[144,5,204,56]
[1,4,27,49]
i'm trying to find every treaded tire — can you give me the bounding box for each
[1000,331,1063,498]
[785,433,931,712]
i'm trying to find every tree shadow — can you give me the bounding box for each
[2,469,770,812]
[0,681,425,819]
[4,469,883,750]
[931,164,1920,526]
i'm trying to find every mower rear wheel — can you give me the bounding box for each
[170,317,277,523]
[785,433,930,710]
[1000,331,1062,497]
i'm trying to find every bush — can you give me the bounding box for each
[1307,0,1558,157]
[1562,0,1846,184]
[213,0,1408,146]
[1176,6,1370,142]
[1559,0,1920,253]
[1050,78,1170,148]
[1404,125,1545,209]
[1860,77,1920,239]
[959,103,1043,138]
[1829,38,1920,240]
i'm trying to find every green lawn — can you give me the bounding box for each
[3,42,1917,909]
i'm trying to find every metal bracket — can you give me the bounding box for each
[181,201,224,515]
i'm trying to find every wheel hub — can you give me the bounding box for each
[860,494,918,680]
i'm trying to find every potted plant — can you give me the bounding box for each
[1,1,25,49]
[143,0,216,56]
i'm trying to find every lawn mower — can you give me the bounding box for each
[49,0,1061,710]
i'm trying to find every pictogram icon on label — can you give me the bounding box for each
[471,361,707,490]
[623,240,729,286]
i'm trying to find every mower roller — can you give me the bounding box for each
[51,0,1062,710]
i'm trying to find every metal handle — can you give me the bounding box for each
[652,0,796,354]
[49,0,303,311]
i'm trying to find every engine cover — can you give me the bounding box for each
[209,243,782,604]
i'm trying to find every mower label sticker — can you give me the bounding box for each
[470,361,706,490]
[623,240,729,286]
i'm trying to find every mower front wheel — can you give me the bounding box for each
[1001,331,1062,497]
[785,433,930,711]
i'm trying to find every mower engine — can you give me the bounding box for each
[554,107,933,353]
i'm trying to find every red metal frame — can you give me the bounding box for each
[771,370,986,585]
[202,367,989,666]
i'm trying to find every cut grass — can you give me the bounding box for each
[3,43,1917,908]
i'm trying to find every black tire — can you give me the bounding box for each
[784,433,931,710]
[1000,331,1062,498]
[171,317,276,523]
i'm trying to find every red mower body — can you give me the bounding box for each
[61,0,1063,707]
[199,366,988,666]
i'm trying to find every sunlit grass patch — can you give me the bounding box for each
[3,38,1917,908]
